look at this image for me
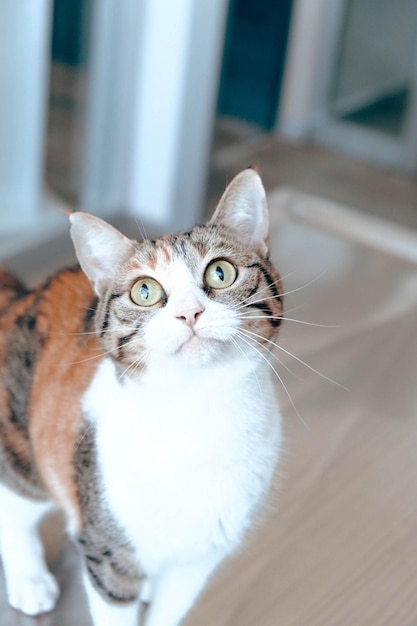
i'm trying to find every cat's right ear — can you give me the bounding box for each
[69,212,134,297]
[208,168,270,258]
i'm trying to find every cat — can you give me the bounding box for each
[0,168,283,626]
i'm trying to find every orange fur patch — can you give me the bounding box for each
[159,240,172,264]
[28,270,102,529]
[0,290,40,481]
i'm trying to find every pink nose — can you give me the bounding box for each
[176,307,204,327]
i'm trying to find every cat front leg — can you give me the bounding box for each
[83,571,141,626]
[0,484,59,616]
[145,551,225,626]
[79,530,145,626]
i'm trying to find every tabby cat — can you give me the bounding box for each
[0,169,283,626]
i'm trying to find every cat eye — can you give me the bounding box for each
[204,259,237,289]
[130,278,164,307]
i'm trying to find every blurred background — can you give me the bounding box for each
[1,0,417,270]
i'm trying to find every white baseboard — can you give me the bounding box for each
[269,187,417,264]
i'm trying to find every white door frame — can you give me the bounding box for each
[0,0,52,235]
[278,0,417,173]
[82,0,229,233]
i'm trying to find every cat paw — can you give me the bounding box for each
[7,571,59,616]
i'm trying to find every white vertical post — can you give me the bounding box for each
[81,0,141,215]
[171,1,229,230]
[277,0,339,139]
[83,0,228,232]
[125,0,194,228]
[126,0,228,231]
[0,0,52,232]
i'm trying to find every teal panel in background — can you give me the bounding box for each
[218,0,293,130]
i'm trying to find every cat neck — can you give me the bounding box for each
[117,349,262,394]
[83,350,273,435]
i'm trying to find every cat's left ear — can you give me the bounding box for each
[69,212,134,297]
[209,168,270,257]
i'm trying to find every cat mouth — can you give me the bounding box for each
[179,333,213,350]
[176,333,222,361]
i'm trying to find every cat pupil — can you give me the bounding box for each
[216,266,224,281]
[141,284,149,299]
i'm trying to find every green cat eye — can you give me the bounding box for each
[204,259,237,289]
[130,277,164,306]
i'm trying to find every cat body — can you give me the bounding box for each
[0,170,283,626]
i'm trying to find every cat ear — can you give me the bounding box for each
[69,212,134,296]
[209,168,270,257]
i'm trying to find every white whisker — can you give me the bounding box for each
[235,283,281,310]
[241,328,348,391]
[235,331,307,426]
[51,327,133,337]
[75,421,94,451]
[230,336,264,399]
[236,314,342,329]
[236,269,330,313]
[236,293,282,310]
[54,332,143,367]
[236,329,301,380]
[117,350,148,382]
[134,217,149,242]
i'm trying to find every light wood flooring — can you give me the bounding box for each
[207,117,417,231]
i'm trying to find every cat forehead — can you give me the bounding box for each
[135,226,240,271]
[131,254,207,297]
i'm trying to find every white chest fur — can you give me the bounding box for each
[82,356,281,574]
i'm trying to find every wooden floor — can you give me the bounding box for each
[206,117,417,231]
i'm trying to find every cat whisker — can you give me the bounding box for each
[235,270,330,312]
[230,336,264,399]
[51,327,132,337]
[75,421,94,451]
[134,217,150,242]
[237,293,282,311]
[241,328,348,391]
[233,269,301,310]
[236,329,302,381]
[235,331,307,426]
[246,268,299,299]
[53,332,144,367]
[117,350,148,382]
[276,269,299,283]
[236,314,342,329]
[277,302,309,316]
[236,288,297,311]
[50,350,104,367]
[234,281,282,310]
[277,269,330,298]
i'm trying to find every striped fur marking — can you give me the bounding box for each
[75,425,144,603]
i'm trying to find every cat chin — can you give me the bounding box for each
[174,335,226,365]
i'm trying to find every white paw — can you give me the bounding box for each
[7,571,59,616]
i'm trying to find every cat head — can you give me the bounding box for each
[70,169,282,373]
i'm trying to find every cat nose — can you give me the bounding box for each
[176,306,204,327]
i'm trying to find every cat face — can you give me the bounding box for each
[70,169,282,373]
